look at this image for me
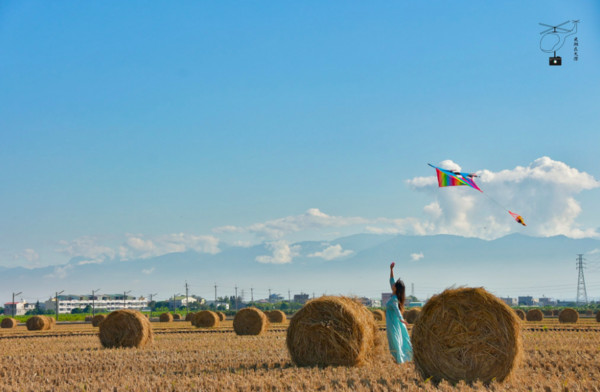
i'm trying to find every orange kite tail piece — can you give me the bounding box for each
[509,211,526,226]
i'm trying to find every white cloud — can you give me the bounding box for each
[308,244,354,260]
[404,157,600,239]
[44,264,73,279]
[56,237,116,264]
[366,217,434,236]
[256,241,300,264]
[215,208,369,239]
[120,233,220,260]
[410,252,424,262]
[11,248,40,263]
[423,202,442,219]
[232,240,253,248]
[142,267,155,275]
[588,248,600,255]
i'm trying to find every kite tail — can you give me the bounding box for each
[482,193,527,226]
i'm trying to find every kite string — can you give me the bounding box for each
[481,192,510,213]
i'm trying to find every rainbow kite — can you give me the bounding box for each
[429,163,482,192]
[428,163,526,226]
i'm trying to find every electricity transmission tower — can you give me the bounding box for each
[576,254,588,306]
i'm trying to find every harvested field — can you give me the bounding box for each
[0,320,599,390]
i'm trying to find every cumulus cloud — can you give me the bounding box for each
[308,244,354,260]
[56,237,116,264]
[215,208,369,239]
[410,252,424,261]
[119,233,220,260]
[256,241,300,264]
[405,157,600,239]
[55,233,221,264]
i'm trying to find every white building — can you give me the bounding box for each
[500,297,518,306]
[172,296,204,308]
[205,300,230,310]
[44,294,149,314]
[3,302,26,316]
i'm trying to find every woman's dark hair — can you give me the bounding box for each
[395,279,406,313]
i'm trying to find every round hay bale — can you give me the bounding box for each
[185,312,195,322]
[1,318,18,329]
[526,309,544,322]
[404,308,421,324]
[193,310,220,328]
[233,307,269,336]
[48,316,57,326]
[84,316,93,322]
[173,313,182,320]
[596,311,600,323]
[585,309,593,316]
[371,309,385,321]
[542,309,552,316]
[558,308,579,323]
[26,315,52,331]
[411,287,522,384]
[286,296,379,367]
[217,311,226,321]
[92,314,106,327]
[159,312,174,323]
[99,309,153,348]
[266,310,286,323]
[514,309,525,320]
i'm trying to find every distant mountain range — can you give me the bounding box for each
[2,233,599,304]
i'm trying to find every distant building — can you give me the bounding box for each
[518,296,538,306]
[3,302,26,316]
[382,293,413,307]
[293,293,310,304]
[500,297,518,306]
[206,300,230,310]
[538,297,556,306]
[269,293,284,302]
[172,296,202,308]
[382,293,393,306]
[370,299,382,308]
[44,294,148,314]
[357,297,372,306]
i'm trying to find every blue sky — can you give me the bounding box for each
[1,2,600,298]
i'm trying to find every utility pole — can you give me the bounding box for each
[149,293,157,318]
[312,292,315,299]
[288,289,291,303]
[55,290,64,321]
[234,285,238,311]
[123,290,131,309]
[11,292,22,318]
[411,283,415,298]
[91,288,101,316]
[268,288,272,303]
[214,283,217,309]
[251,287,254,303]
[185,282,189,316]
[576,254,588,305]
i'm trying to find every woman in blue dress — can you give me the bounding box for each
[386,262,413,363]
